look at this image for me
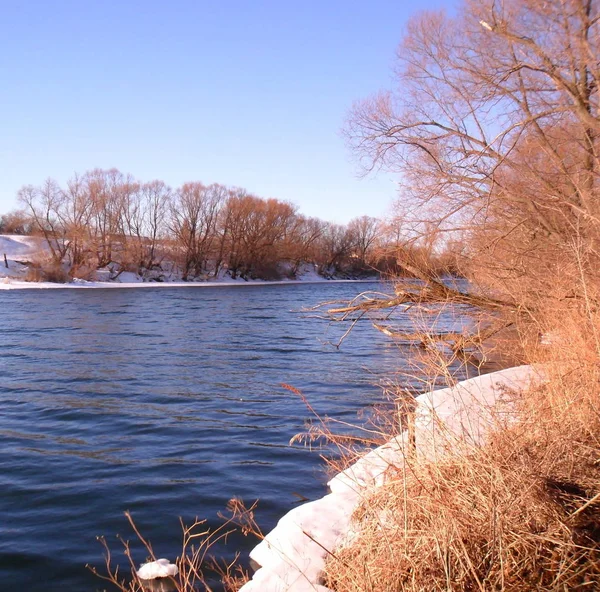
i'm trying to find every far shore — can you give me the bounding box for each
[0,277,383,291]
[0,234,384,292]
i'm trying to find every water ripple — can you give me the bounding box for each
[0,281,471,591]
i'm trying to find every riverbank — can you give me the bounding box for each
[0,234,381,289]
[239,365,544,591]
[239,314,600,592]
[0,277,381,290]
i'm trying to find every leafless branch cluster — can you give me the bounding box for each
[347,0,600,308]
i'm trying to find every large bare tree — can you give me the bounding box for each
[347,215,381,268]
[170,182,226,279]
[18,179,71,265]
[347,0,600,304]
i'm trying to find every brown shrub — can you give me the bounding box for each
[23,265,43,283]
[43,264,69,283]
[24,263,69,283]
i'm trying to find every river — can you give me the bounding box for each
[0,281,471,591]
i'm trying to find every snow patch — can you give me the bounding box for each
[0,234,48,258]
[0,234,52,280]
[136,558,178,580]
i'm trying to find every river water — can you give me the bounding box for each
[0,281,471,591]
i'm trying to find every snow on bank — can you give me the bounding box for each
[240,365,544,592]
[0,277,379,290]
[0,234,46,258]
[0,234,51,280]
[0,235,379,289]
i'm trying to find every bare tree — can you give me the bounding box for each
[316,222,354,273]
[84,169,135,269]
[221,194,295,278]
[347,215,381,268]
[347,0,600,303]
[170,182,225,279]
[282,216,325,276]
[0,209,32,235]
[142,180,171,270]
[18,180,70,264]
[122,180,171,272]
[60,173,95,270]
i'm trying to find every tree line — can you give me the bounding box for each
[0,169,455,281]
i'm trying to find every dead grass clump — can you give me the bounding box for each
[24,262,69,283]
[325,317,600,591]
[23,265,43,282]
[42,264,70,283]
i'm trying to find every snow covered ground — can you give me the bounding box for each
[0,235,376,289]
[0,234,47,259]
[0,234,51,280]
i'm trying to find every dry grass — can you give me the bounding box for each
[323,306,600,591]
[88,499,261,592]
[24,261,69,283]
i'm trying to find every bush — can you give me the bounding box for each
[0,210,32,235]
[43,264,70,283]
[25,263,69,283]
[23,265,43,283]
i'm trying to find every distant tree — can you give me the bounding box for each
[84,169,135,268]
[170,182,225,279]
[0,209,32,235]
[219,193,298,279]
[347,215,381,268]
[316,222,354,273]
[282,216,325,276]
[60,173,95,270]
[142,180,172,269]
[18,180,70,264]
[251,198,297,277]
[122,180,171,272]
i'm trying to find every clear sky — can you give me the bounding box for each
[0,0,454,224]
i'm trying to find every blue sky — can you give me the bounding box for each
[0,0,454,223]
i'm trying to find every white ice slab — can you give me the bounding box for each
[327,433,410,494]
[136,558,178,579]
[414,365,541,458]
[249,492,357,580]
